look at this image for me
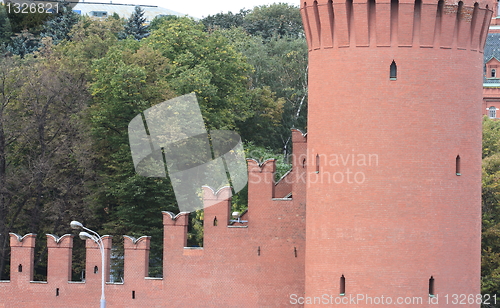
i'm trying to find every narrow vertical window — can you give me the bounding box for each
[429,276,435,296]
[489,106,497,119]
[340,275,346,295]
[94,266,99,274]
[18,264,22,272]
[456,155,461,176]
[132,290,136,299]
[390,60,397,80]
[492,68,497,78]
[213,216,218,226]
[315,154,320,173]
[56,288,60,296]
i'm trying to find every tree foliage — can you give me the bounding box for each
[482,117,500,301]
[0,55,92,280]
[55,16,123,78]
[203,3,304,40]
[87,38,176,278]
[144,17,253,130]
[244,3,304,39]
[120,6,149,40]
[201,9,248,30]
[5,2,80,57]
[0,4,13,46]
[202,4,307,152]
[216,26,307,152]
[5,3,51,35]
[6,30,38,57]
[40,2,79,44]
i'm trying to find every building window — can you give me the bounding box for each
[489,106,497,119]
[390,60,397,80]
[492,68,497,78]
[340,275,346,295]
[429,276,435,296]
[456,155,461,176]
[91,11,108,17]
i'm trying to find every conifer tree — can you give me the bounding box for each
[6,30,38,57]
[0,4,12,46]
[121,6,149,40]
[40,2,79,44]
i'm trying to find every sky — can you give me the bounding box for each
[111,0,300,19]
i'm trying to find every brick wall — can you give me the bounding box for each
[0,0,492,306]
[0,130,307,308]
[302,0,491,307]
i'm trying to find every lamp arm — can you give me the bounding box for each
[81,226,106,307]
[82,226,102,242]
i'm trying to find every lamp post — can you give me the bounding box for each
[70,221,106,308]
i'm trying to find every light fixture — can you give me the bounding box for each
[70,220,106,308]
[79,231,94,241]
[70,220,83,230]
[229,211,247,224]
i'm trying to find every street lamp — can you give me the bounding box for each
[70,221,106,308]
[229,212,248,224]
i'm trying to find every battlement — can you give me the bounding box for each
[301,0,493,51]
[0,131,307,308]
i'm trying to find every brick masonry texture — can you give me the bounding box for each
[0,0,493,307]
[302,0,492,307]
[0,131,307,308]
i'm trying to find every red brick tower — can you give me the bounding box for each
[301,0,492,306]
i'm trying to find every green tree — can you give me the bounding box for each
[54,16,123,79]
[88,19,285,268]
[202,3,304,40]
[0,55,92,280]
[149,14,178,31]
[243,3,304,40]
[481,116,500,303]
[236,86,285,148]
[202,9,248,31]
[40,2,79,44]
[5,3,51,35]
[120,6,149,40]
[0,4,13,46]
[219,27,308,152]
[144,17,253,130]
[6,30,39,57]
[88,39,176,278]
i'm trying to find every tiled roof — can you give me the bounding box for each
[484,33,500,83]
[484,33,500,63]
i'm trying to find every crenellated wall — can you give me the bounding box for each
[0,130,308,308]
[301,0,492,51]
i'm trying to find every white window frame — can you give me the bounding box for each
[489,106,497,119]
